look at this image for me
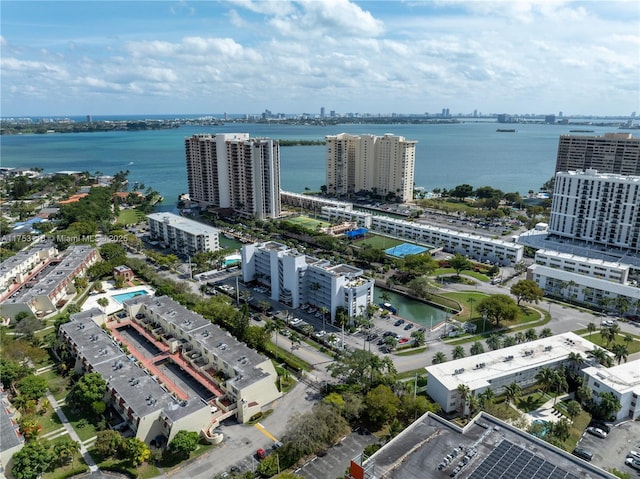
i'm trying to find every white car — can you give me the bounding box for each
[627,450,640,460]
[290,318,302,326]
[586,426,607,438]
[626,457,640,471]
[602,319,617,327]
[314,330,326,338]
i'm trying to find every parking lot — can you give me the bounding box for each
[574,419,640,474]
[294,429,379,479]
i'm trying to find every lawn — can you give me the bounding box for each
[38,369,70,401]
[440,292,490,321]
[117,208,145,225]
[433,268,491,282]
[354,233,404,250]
[283,215,330,229]
[39,456,89,479]
[576,331,640,354]
[60,405,99,442]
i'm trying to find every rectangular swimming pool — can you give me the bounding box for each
[112,290,148,304]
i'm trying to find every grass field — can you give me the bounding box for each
[117,209,145,225]
[284,215,330,229]
[354,233,404,250]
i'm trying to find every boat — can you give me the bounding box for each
[569,129,594,133]
[496,129,516,132]
[379,302,397,314]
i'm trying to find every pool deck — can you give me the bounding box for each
[83,281,155,315]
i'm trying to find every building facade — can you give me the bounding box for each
[185,133,281,219]
[241,241,375,321]
[325,133,416,202]
[425,333,598,414]
[549,169,640,254]
[1,245,99,319]
[147,212,220,256]
[582,359,640,422]
[555,133,640,175]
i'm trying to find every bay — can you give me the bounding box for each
[0,121,620,207]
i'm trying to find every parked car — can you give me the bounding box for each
[398,337,409,344]
[256,448,267,460]
[572,447,593,462]
[626,457,640,471]
[314,330,326,338]
[394,319,405,327]
[589,421,611,433]
[586,426,607,438]
[403,323,413,330]
[602,319,617,327]
[627,450,640,460]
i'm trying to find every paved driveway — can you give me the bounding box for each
[574,419,640,474]
[295,429,379,479]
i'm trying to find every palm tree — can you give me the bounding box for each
[597,391,622,421]
[485,334,503,351]
[468,296,477,321]
[524,328,537,342]
[600,325,616,347]
[452,345,466,360]
[265,319,282,360]
[432,352,447,364]
[380,291,391,304]
[320,306,329,331]
[565,400,582,421]
[457,383,471,416]
[539,327,552,338]
[535,367,555,396]
[514,331,525,344]
[588,347,609,366]
[503,382,522,406]
[611,343,628,365]
[478,388,495,409]
[567,352,584,372]
[586,322,596,338]
[469,341,484,355]
[289,332,302,351]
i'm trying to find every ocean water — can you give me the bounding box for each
[0,121,620,207]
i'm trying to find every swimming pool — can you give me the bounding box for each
[112,290,148,304]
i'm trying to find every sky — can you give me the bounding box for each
[1,0,639,117]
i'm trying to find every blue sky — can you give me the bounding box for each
[1,0,638,117]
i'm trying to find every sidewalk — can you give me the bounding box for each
[46,391,99,472]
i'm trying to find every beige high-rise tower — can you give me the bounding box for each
[185,133,281,219]
[325,133,416,202]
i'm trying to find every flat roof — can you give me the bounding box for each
[147,212,220,236]
[536,249,630,270]
[367,412,614,479]
[124,295,271,388]
[60,310,205,421]
[583,359,640,394]
[0,393,23,453]
[530,265,640,298]
[426,332,597,392]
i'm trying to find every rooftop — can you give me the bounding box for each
[147,212,220,236]
[367,412,614,479]
[583,358,640,394]
[426,333,597,392]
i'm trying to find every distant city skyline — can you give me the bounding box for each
[1,1,639,117]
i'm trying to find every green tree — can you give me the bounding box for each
[400,253,437,279]
[611,343,629,365]
[449,253,472,278]
[485,334,503,351]
[432,351,447,364]
[510,279,544,305]
[11,440,54,479]
[596,391,621,421]
[503,382,522,405]
[451,184,474,202]
[95,430,123,458]
[410,329,425,346]
[124,437,150,466]
[168,430,199,459]
[457,383,471,416]
[477,294,519,327]
[470,341,485,355]
[53,437,80,466]
[565,400,582,421]
[364,384,401,429]
[67,372,107,415]
[452,345,466,359]
[327,349,396,392]
[16,375,48,402]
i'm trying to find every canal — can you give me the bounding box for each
[374,288,449,329]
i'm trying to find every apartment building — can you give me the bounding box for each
[0,242,57,295]
[147,212,220,256]
[185,133,281,219]
[241,241,374,321]
[555,133,640,175]
[1,245,99,319]
[425,332,599,414]
[583,359,640,421]
[121,295,281,423]
[549,169,640,254]
[533,249,631,283]
[325,133,416,202]
[322,206,523,266]
[280,191,352,212]
[59,309,210,444]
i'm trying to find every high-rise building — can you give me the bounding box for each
[147,212,220,255]
[549,169,640,253]
[325,133,416,202]
[554,133,640,175]
[185,133,281,219]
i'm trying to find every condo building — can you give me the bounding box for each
[147,212,220,256]
[241,241,374,321]
[549,169,640,254]
[1,244,99,319]
[582,359,640,422]
[555,133,640,175]
[185,133,281,219]
[325,133,416,202]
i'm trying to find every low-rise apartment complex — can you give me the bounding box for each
[583,359,640,422]
[147,212,220,256]
[1,244,99,319]
[241,241,374,321]
[426,333,598,414]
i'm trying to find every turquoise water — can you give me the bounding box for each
[374,288,448,328]
[1,122,622,206]
[224,258,240,266]
[112,290,148,304]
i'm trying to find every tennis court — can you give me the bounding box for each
[385,243,428,258]
[285,215,330,229]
